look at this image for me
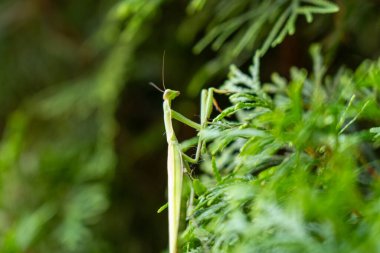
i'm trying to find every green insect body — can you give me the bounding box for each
[161,87,227,253]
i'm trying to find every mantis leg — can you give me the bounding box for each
[171,88,228,164]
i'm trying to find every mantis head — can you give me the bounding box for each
[163,89,180,101]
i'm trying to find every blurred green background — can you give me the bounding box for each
[0,0,379,252]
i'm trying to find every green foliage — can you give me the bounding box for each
[193,0,337,56]
[182,49,380,252]
[0,0,164,252]
[183,0,338,95]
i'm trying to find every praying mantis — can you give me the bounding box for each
[150,56,227,253]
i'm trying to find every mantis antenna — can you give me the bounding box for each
[148,50,167,93]
[162,50,166,90]
[149,82,164,93]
